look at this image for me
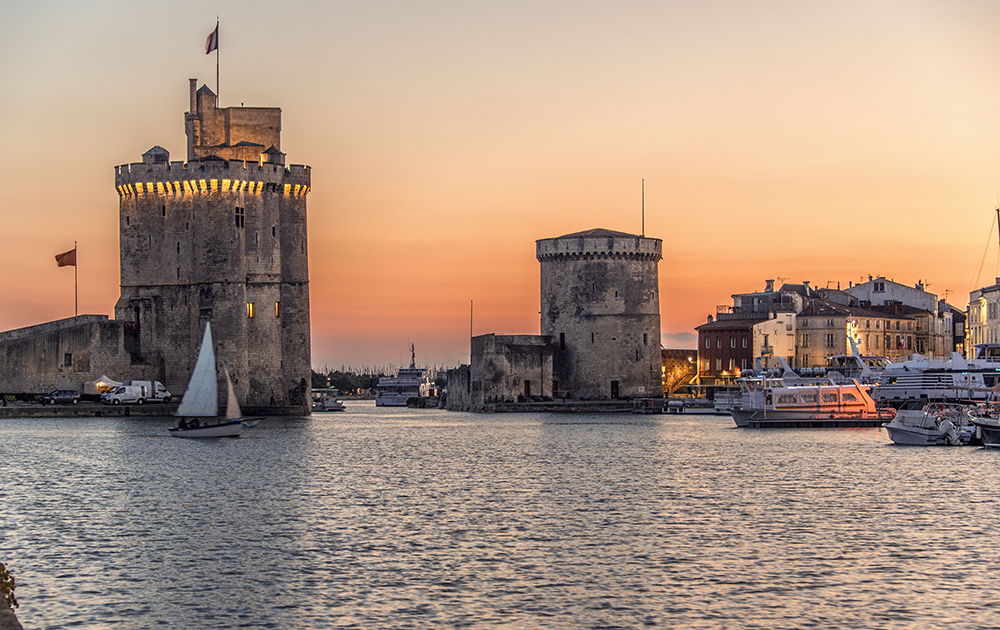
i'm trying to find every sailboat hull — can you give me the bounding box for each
[168,419,243,438]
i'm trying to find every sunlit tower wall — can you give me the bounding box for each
[113,80,311,413]
[537,229,662,400]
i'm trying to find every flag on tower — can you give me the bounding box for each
[206,24,219,54]
[55,248,76,267]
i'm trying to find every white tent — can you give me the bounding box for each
[84,375,122,395]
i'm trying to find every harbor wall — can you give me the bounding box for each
[0,316,154,395]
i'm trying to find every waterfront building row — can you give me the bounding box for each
[696,276,964,387]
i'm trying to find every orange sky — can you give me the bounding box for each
[3,1,1000,369]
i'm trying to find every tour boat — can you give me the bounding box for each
[169,322,243,438]
[730,378,894,427]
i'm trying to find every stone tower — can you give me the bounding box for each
[536,228,662,399]
[113,79,311,413]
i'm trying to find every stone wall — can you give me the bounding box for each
[467,334,554,409]
[0,316,150,394]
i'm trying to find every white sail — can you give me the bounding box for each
[222,364,243,420]
[176,322,219,418]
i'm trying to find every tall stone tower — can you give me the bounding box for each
[113,79,311,413]
[536,228,662,399]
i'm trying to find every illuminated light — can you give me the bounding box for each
[199,179,207,192]
[183,180,192,193]
[210,179,218,191]
[283,184,291,195]
[240,181,247,191]
[246,302,255,318]
[293,184,301,196]
[222,179,231,191]
[156,182,165,195]
[173,181,181,194]
[275,302,280,318]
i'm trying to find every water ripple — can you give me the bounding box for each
[3,410,1000,628]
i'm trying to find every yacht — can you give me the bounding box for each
[875,344,1000,408]
[375,345,434,407]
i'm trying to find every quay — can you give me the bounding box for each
[0,402,305,419]
[481,400,634,413]
[745,417,887,429]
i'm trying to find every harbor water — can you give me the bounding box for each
[3,402,1000,629]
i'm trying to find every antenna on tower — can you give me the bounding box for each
[641,179,644,237]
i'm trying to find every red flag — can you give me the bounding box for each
[206,24,218,54]
[55,248,76,267]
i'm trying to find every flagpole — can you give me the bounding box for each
[215,20,220,104]
[74,240,78,317]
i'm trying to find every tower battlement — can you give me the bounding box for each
[536,229,662,262]
[115,160,310,197]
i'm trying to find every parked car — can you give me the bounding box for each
[40,390,80,405]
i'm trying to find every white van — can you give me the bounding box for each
[102,385,147,405]
[122,380,172,403]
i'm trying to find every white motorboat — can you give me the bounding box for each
[882,403,977,446]
[312,389,346,412]
[730,378,894,427]
[169,322,243,438]
[375,344,434,407]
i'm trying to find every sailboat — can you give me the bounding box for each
[168,322,244,438]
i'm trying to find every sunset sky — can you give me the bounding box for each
[3,1,1000,370]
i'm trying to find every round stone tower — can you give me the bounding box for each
[536,228,663,400]
[113,80,311,413]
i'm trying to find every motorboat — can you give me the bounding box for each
[376,344,434,407]
[882,403,978,446]
[169,322,243,438]
[969,401,1000,448]
[312,389,346,412]
[730,378,894,428]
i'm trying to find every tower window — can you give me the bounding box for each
[275,302,280,318]
[235,207,245,228]
[272,226,276,237]
[162,204,166,217]
[644,333,648,346]
[64,353,73,368]
[246,302,255,318]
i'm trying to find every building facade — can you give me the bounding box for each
[845,276,956,359]
[113,80,311,411]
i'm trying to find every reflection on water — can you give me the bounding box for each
[3,403,1000,628]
